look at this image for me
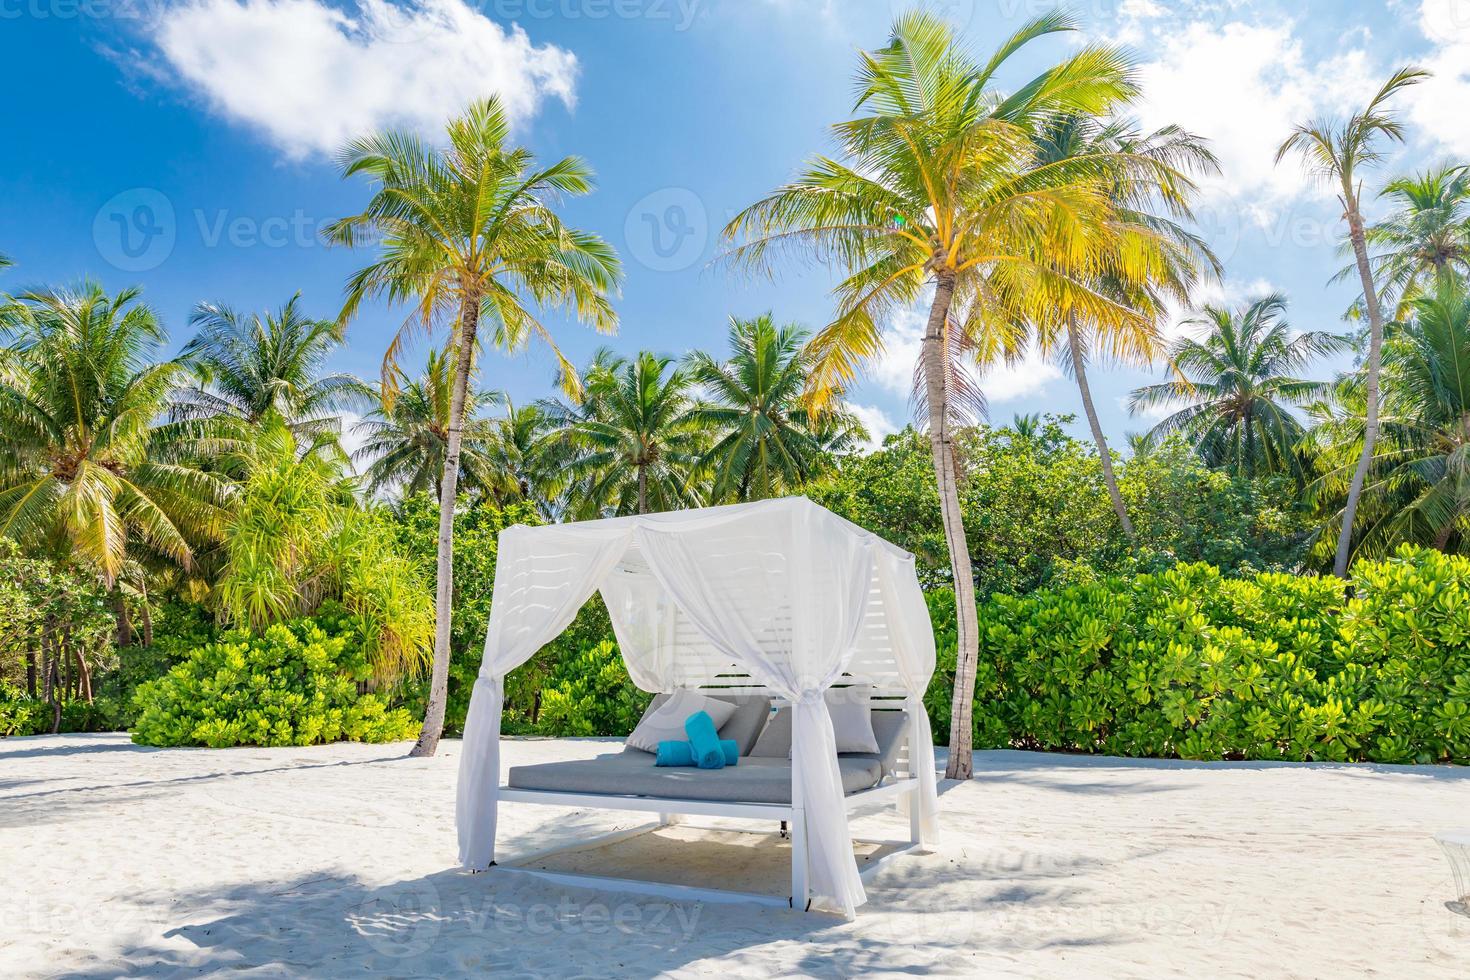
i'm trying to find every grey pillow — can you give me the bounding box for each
[630,692,772,756]
[624,690,737,754]
[750,707,792,758]
[752,705,909,766]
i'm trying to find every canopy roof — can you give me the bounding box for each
[456,496,940,915]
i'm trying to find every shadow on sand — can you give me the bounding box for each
[60,842,1139,978]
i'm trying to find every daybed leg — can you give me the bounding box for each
[790,806,808,911]
[657,812,680,827]
[908,786,922,845]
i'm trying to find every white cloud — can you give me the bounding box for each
[848,403,898,450]
[1130,16,1377,211]
[1409,0,1470,157]
[979,354,1063,404]
[868,308,925,400]
[1162,276,1279,341]
[149,0,578,159]
[338,410,370,474]
[869,306,1061,411]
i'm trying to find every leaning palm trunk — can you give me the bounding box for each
[1068,314,1135,538]
[412,296,480,757]
[1334,201,1386,579]
[921,275,981,780]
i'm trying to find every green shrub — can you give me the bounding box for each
[0,682,46,737]
[130,609,420,748]
[531,639,653,737]
[931,546,1469,764]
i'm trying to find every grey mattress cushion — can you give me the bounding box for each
[751,706,909,775]
[508,754,883,803]
[623,692,772,757]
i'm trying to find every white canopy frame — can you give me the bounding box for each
[455,497,941,916]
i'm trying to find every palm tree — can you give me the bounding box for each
[1129,294,1348,479]
[353,348,499,500]
[1030,113,1218,539]
[1336,164,1470,322]
[327,97,621,756]
[723,10,1150,779]
[685,314,858,501]
[544,350,705,517]
[1277,66,1429,577]
[483,398,561,515]
[0,283,228,636]
[177,294,371,438]
[1309,281,1470,556]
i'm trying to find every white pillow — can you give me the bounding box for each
[825,684,879,754]
[625,689,738,753]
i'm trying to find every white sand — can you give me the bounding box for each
[3,734,1466,978]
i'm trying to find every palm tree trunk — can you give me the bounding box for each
[921,273,981,781]
[1067,314,1135,539]
[25,650,37,698]
[637,463,648,515]
[1335,195,1385,579]
[74,647,93,704]
[140,581,154,648]
[112,588,133,648]
[412,295,481,758]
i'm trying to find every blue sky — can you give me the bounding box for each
[2,0,1468,451]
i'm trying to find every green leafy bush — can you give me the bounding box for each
[130,609,420,748]
[531,639,653,737]
[0,682,46,737]
[933,547,1469,764]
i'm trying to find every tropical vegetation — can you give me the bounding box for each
[2,12,1469,773]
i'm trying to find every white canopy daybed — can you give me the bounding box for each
[455,496,941,916]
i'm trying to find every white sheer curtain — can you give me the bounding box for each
[632,500,876,915]
[457,524,634,869]
[876,548,941,844]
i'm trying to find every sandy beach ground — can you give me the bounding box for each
[3,733,1466,978]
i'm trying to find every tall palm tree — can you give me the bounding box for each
[0,284,228,625]
[685,314,858,501]
[353,348,499,499]
[177,294,371,438]
[723,10,1150,778]
[543,350,705,517]
[1309,281,1470,556]
[1336,164,1470,322]
[1129,294,1348,479]
[1030,113,1218,539]
[327,96,621,756]
[1277,66,1429,577]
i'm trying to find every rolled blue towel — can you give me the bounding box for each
[654,739,738,767]
[684,710,726,769]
